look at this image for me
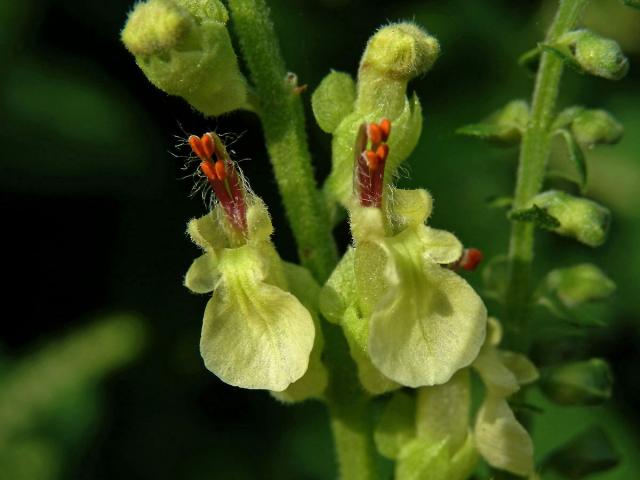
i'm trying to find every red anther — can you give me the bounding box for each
[201,133,215,160]
[376,144,389,163]
[364,150,378,170]
[200,161,217,181]
[214,160,226,181]
[460,248,483,271]
[367,123,383,146]
[379,118,391,142]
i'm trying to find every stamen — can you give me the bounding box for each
[201,133,215,159]
[214,160,226,181]
[453,248,484,271]
[354,118,392,208]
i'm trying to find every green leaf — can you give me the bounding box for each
[509,205,561,230]
[540,359,613,406]
[556,128,588,192]
[311,70,356,133]
[623,0,640,9]
[543,426,620,479]
[374,391,416,459]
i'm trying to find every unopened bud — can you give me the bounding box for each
[544,263,616,307]
[540,358,613,406]
[122,0,249,116]
[528,190,610,247]
[558,30,629,81]
[571,109,623,148]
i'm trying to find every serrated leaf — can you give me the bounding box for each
[509,205,561,230]
[556,129,588,192]
[540,43,585,74]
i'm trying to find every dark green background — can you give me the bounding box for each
[1,0,639,478]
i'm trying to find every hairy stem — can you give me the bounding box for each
[504,0,590,350]
[227,2,377,478]
[227,0,337,282]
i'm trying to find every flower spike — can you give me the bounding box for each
[189,132,247,234]
[355,118,392,208]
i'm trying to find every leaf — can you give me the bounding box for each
[556,129,588,192]
[509,205,561,230]
[623,0,640,9]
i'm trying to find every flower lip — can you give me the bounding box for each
[355,118,392,208]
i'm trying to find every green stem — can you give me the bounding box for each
[504,0,590,350]
[227,2,377,479]
[227,0,338,282]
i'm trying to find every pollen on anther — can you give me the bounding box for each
[365,150,379,170]
[200,161,217,181]
[201,133,215,159]
[376,144,389,162]
[460,248,483,271]
[367,123,383,146]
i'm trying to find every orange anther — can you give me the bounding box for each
[364,150,379,170]
[367,123,383,146]
[379,118,391,142]
[460,248,483,271]
[201,133,215,160]
[200,161,217,181]
[189,135,205,160]
[214,160,226,181]
[376,144,389,162]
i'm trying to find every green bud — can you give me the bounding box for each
[311,71,356,134]
[557,29,629,81]
[358,22,438,117]
[540,358,613,406]
[544,263,616,307]
[525,190,611,247]
[121,0,250,116]
[544,426,619,479]
[457,100,529,146]
[571,109,624,148]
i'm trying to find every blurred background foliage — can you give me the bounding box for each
[1,0,638,478]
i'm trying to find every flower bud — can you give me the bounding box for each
[540,358,613,406]
[544,263,616,308]
[544,426,619,479]
[357,22,439,116]
[571,109,624,148]
[121,0,250,116]
[527,190,611,247]
[557,29,629,81]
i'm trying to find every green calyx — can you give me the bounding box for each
[571,109,624,148]
[550,29,629,81]
[121,0,250,116]
[515,190,610,247]
[457,99,529,146]
[543,263,616,308]
[317,22,435,209]
[540,358,613,406]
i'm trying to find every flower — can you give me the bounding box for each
[184,132,317,392]
[321,120,487,391]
